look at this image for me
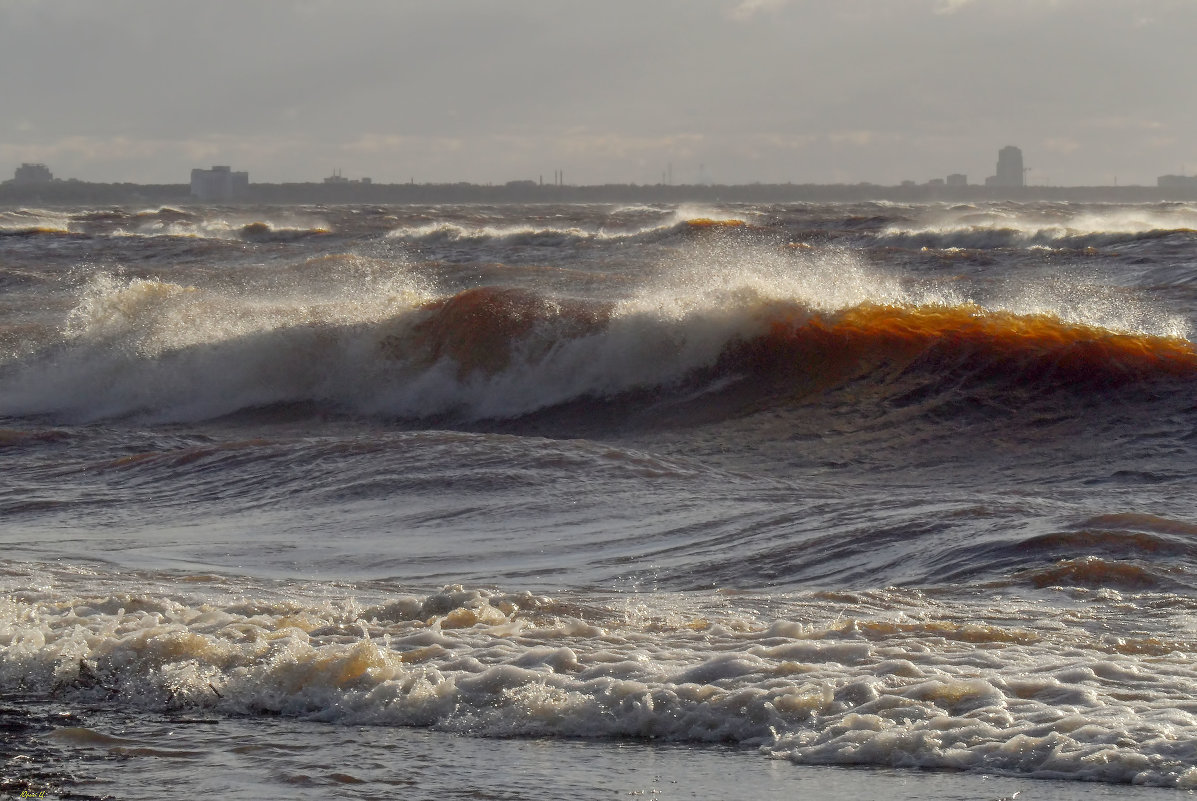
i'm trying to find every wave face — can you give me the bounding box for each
[4,201,1197,795]
[1,231,1189,426]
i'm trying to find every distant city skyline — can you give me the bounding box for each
[2,1,1196,187]
[7,147,1197,191]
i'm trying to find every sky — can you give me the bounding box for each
[2,0,1195,187]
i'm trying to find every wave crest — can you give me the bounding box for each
[4,279,1193,424]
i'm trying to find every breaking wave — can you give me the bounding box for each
[386,208,753,247]
[877,205,1197,250]
[0,243,1191,425]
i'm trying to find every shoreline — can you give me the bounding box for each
[6,704,1186,801]
[3,181,1197,207]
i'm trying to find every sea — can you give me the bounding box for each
[2,199,1197,800]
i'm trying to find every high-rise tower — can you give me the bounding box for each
[190,165,249,201]
[986,146,1024,188]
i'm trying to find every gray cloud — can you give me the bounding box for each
[2,0,1194,185]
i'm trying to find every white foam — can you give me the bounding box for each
[987,275,1190,340]
[385,220,675,244]
[880,203,1197,249]
[385,204,754,245]
[0,208,73,233]
[4,571,1197,787]
[0,263,434,421]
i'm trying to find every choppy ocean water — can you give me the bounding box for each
[3,200,1197,798]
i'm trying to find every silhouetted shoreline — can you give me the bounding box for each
[2,179,1196,206]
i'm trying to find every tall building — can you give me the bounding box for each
[946,173,967,187]
[13,163,53,184]
[190,165,248,201]
[1158,174,1197,189]
[985,146,1024,188]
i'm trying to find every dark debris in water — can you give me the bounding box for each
[0,700,116,800]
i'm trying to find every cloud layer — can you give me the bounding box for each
[1,0,1193,185]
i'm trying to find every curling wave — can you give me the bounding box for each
[0,267,1193,426]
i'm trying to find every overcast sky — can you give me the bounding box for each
[2,0,1194,186]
